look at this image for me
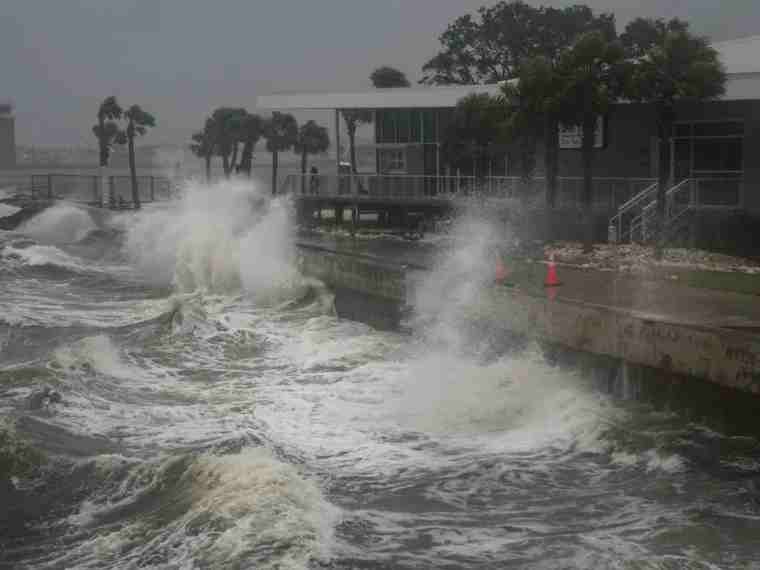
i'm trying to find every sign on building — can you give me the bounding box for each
[559,117,604,149]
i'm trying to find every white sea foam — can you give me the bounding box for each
[120,178,298,298]
[59,448,335,570]
[53,334,139,381]
[1,243,91,272]
[0,203,20,218]
[19,203,98,244]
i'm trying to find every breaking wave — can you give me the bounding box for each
[18,203,99,244]
[42,448,335,570]
[122,179,300,300]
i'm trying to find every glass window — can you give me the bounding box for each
[693,138,743,172]
[396,110,410,143]
[380,149,405,173]
[674,124,691,137]
[422,110,435,143]
[409,110,421,143]
[693,121,744,137]
[377,110,395,144]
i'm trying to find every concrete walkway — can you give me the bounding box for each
[297,232,760,333]
[528,263,760,331]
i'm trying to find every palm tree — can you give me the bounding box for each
[500,64,557,191]
[93,96,123,168]
[238,113,264,178]
[622,20,726,254]
[370,66,410,88]
[557,31,624,252]
[263,112,298,195]
[119,105,156,209]
[293,120,330,194]
[443,93,503,180]
[190,117,216,183]
[210,107,247,178]
[93,96,122,205]
[341,109,372,174]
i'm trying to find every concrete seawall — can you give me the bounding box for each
[296,242,760,395]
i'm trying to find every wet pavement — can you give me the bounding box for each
[297,231,760,332]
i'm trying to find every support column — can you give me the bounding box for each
[335,206,344,225]
[335,109,341,174]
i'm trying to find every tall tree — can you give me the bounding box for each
[421,1,543,85]
[528,5,615,205]
[370,66,411,88]
[293,120,330,193]
[190,117,217,183]
[500,61,562,198]
[118,105,156,209]
[210,107,248,178]
[93,96,123,168]
[93,96,123,206]
[425,1,615,210]
[238,112,264,177]
[557,30,625,252]
[619,17,688,59]
[622,21,725,252]
[443,93,504,180]
[341,109,373,174]
[263,112,298,195]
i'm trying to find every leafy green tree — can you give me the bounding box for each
[421,1,542,85]
[622,20,725,251]
[443,93,504,180]
[210,107,247,178]
[116,105,156,209]
[294,120,330,193]
[263,112,298,195]
[619,17,688,59]
[341,109,372,174]
[190,117,217,183]
[93,96,123,168]
[557,30,625,251]
[370,66,410,88]
[425,1,614,208]
[500,61,560,195]
[238,113,264,178]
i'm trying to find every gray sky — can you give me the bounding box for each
[3,0,759,147]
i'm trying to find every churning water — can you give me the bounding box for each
[1,179,760,569]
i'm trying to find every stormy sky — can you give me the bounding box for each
[3,0,759,147]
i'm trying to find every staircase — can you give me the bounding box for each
[609,179,694,244]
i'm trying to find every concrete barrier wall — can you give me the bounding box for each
[296,243,760,394]
[472,288,760,394]
[297,243,407,301]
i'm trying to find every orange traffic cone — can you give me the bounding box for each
[544,254,561,287]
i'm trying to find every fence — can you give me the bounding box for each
[25,174,174,205]
[282,173,657,210]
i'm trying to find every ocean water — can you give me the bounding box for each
[1,179,760,569]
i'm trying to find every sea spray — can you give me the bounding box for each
[122,178,299,299]
[409,209,511,353]
[19,203,98,244]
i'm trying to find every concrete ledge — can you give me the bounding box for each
[472,287,760,394]
[296,243,760,394]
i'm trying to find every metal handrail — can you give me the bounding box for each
[615,181,658,216]
[608,181,658,242]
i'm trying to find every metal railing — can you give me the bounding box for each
[281,173,656,209]
[609,181,658,243]
[23,174,174,206]
[611,176,743,243]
